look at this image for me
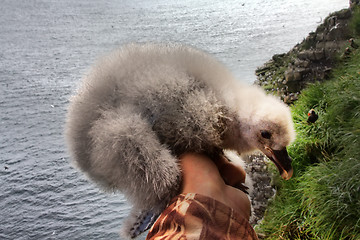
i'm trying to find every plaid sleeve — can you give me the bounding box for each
[146,193,259,240]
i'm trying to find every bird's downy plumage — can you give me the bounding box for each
[65,43,295,238]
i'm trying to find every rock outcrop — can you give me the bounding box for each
[255,6,359,104]
[247,2,360,235]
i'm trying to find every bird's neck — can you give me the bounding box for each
[222,116,254,154]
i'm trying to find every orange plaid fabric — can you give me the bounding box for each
[146,193,258,240]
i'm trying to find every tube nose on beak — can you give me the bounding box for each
[264,147,293,180]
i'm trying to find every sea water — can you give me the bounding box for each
[0,0,348,239]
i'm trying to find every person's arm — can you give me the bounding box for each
[180,153,251,219]
[146,153,258,239]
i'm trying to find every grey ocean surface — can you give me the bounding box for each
[0,0,347,239]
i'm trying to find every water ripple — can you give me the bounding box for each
[0,0,348,239]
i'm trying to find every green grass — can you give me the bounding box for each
[257,38,360,240]
[350,6,360,36]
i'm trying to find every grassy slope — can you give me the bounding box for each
[257,38,360,239]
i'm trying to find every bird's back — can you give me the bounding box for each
[69,43,236,157]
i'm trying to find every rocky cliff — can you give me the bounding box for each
[248,3,360,233]
[255,4,359,104]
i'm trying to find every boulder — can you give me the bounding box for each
[327,16,337,28]
[298,50,314,61]
[284,69,295,82]
[314,49,325,61]
[325,22,351,41]
[336,8,352,19]
[294,59,310,68]
[316,33,324,41]
[321,41,338,50]
[284,68,304,83]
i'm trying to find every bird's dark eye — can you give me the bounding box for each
[261,130,271,139]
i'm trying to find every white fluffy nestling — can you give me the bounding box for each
[65,43,295,238]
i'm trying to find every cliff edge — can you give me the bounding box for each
[255,2,360,104]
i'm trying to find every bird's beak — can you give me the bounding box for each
[263,146,293,180]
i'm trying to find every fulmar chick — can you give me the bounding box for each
[65,43,295,238]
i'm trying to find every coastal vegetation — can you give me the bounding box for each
[256,6,360,240]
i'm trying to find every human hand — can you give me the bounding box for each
[179,153,251,220]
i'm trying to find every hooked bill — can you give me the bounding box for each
[264,147,293,180]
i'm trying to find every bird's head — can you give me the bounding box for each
[251,119,295,180]
[229,86,296,180]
